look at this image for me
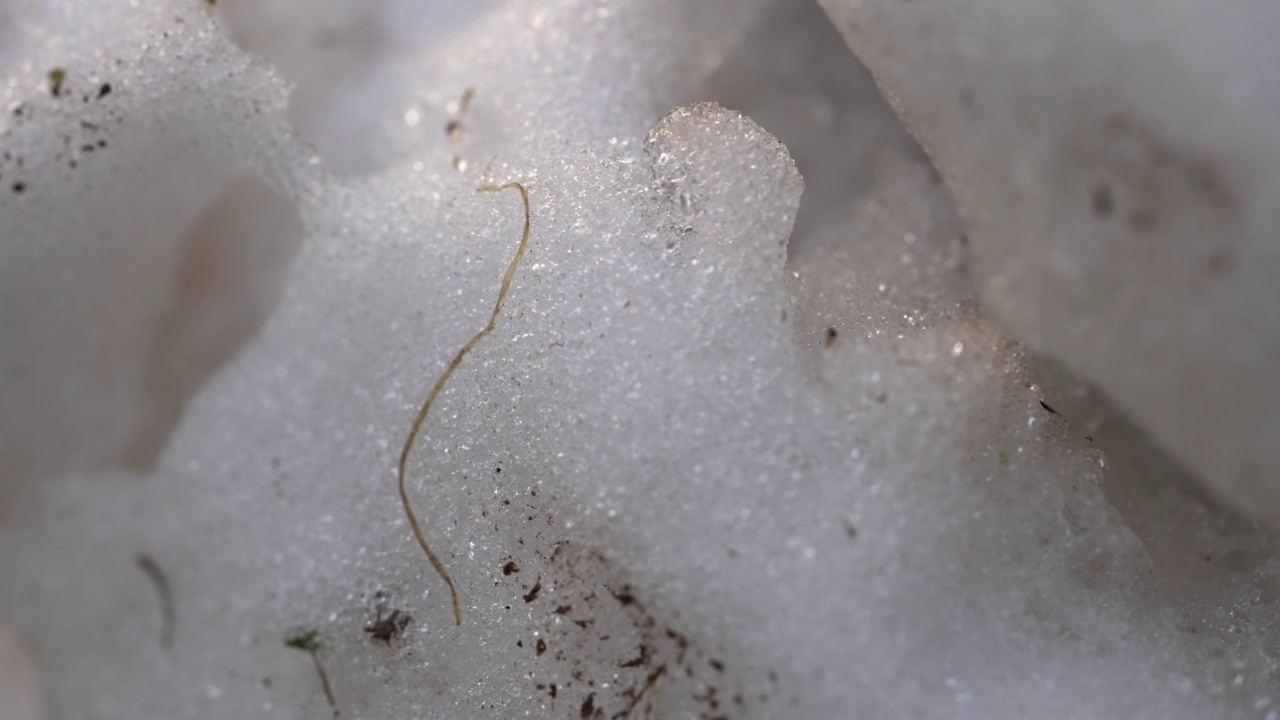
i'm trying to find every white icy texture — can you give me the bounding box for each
[0,1,1278,719]
[0,2,304,493]
[211,0,502,173]
[818,0,1280,524]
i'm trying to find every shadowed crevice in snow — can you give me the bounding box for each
[121,177,304,469]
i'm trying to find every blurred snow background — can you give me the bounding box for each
[0,0,1277,718]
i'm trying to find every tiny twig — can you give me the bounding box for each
[135,553,174,651]
[284,630,339,716]
[447,87,476,170]
[398,181,532,626]
[309,651,338,716]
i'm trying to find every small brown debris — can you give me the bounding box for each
[535,638,547,656]
[446,87,477,169]
[612,665,665,719]
[620,644,649,668]
[1091,185,1114,218]
[523,577,543,603]
[135,553,175,650]
[502,560,520,575]
[824,327,838,347]
[842,517,858,540]
[364,608,412,645]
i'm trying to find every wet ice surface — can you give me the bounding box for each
[1,1,1278,718]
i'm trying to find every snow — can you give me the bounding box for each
[1,1,1277,718]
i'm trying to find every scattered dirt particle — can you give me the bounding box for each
[580,692,596,718]
[536,638,547,656]
[11,182,25,194]
[665,628,689,654]
[364,608,411,645]
[620,644,649,668]
[523,577,543,603]
[502,560,520,575]
[98,83,112,98]
[823,327,838,347]
[1039,400,1059,416]
[842,517,858,540]
[1091,185,1113,218]
[446,87,477,169]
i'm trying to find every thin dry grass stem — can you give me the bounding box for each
[397,181,531,626]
